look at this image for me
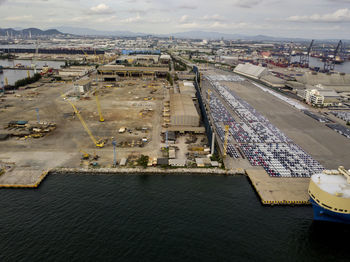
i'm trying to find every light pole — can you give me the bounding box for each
[112,139,117,166]
[35,108,40,123]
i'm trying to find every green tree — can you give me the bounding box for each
[137,155,149,168]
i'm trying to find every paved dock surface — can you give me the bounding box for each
[246,168,310,205]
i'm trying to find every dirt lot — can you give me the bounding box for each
[0,77,168,184]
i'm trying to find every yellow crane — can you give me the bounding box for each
[94,89,104,122]
[61,93,104,148]
[81,49,89,62]
[94,49,100,64]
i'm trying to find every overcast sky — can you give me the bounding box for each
[1,0,350,38]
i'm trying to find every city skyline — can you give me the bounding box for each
[1,0,350,38]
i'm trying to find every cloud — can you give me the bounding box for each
[0,0,6,4]
[88,3,114,15]
[232,0,261,8]
[179,15,190,23]
[121,14,143,23]
[178,4,196,9]
[176,22,202,29]
[287,8,350,22]
[201,14,226,22]
[3,15,33,21]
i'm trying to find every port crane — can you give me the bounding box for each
[323,40,345,72]
[333,40,344,64]
[300,40,314,67]
[61,93,104,148]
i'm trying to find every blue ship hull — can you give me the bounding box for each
[310,198,350,224]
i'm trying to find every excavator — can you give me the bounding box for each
[61,93,105,148]
[80,150,99,160]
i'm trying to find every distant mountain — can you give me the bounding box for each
[0,27,63,37]
[1,27,347,42]
[161,31,311,42]
[56,27,311,41]
[57,26,146,37]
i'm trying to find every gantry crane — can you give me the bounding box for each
[323,40,344,72]
[94,89,104,122]
[334,40,344,64]
[300,40,314,67]
[61,93,104,148]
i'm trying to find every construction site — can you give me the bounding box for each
[0,51,217,187]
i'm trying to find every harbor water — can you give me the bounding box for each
[293,57,350,73]
[0,59,65,86]
[0,174,348,261]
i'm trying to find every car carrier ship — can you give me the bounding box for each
[309,166,350,224]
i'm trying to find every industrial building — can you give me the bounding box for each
[170,93,200,127]
[58,66,95,78]
[97,65,168,80]
[234,63,286,88]
[159,54,171,64]
[295,72,350,92]
[73,79,91,95]
[234,63,268,80]
[179,81,197,98]
[116,55,160,65]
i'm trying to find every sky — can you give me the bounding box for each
[1,0,350,38]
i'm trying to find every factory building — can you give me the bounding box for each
[170,93,200,127]
[303,89,341,107]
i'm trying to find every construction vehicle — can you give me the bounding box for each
[61,93,104,148]
[94,89,104,122]
[80,150,90,160]
[80,150,99,160]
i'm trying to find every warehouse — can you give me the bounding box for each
[170,94,200,127]
[295,72,350,92]
[234,63,268,80]
[179,81,196,98]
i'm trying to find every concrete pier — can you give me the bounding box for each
[246,168,311,205]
